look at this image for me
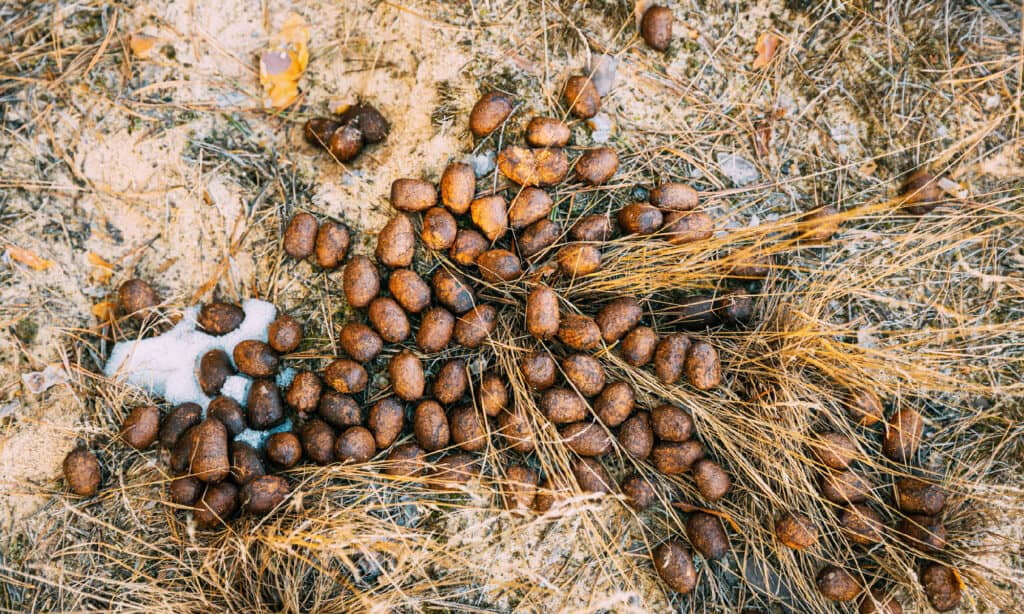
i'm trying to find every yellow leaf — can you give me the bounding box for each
[129,33,158,58]
[753,33,781,69]
[87,252,116,285]
[6,245,53,271]
[92,301,115,320]
[259,13,310,109]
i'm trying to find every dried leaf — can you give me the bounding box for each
[259,13,310,109]
[87,252,115,285]
[5,245,54,271]
[93,301,116,320]
[753,33,781,69]
[129,33,158,58]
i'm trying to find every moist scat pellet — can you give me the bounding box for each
[476,249,522,283]
[686,512,729,560]
[525,117,570,148]
[517,219,562,258]
[560,421,612,456]
[318,391,362,429]
[343,256,380,309]
[388,268,431,313]
[233,340,279,377]
[526,285,560,340]
[63,447,101,497]
[882,407,923,463]
[621,473,656,510]
[561,353,605,397]
[120,404,160,449]
[470,195,508,242]
[809,431,859,470]
[563,76,600,119]
[323,358,369,395]
[117,279,159,320]
[315,220,350,269]
[390,178,437,212]
[449,405,487,452]
[198,302,244,336]
[469,91,513,137]
[618,203,663,235]
[556,244,602,277]
[497,409,534,453]
[285,370,322,416]
[368,297,411,343]
[422,207,458,250]
[388,350,425,401]
[376,214,416,268]
[557,313,602,350]
[432,268,476,314]
[816,566,861,602]
[159,402,202,448]
[230,441,266,486]
[339,322,383,363]
[641,5,673,51]
[920,564,961,612]
[654,334,691,384]
[449,229,489,266]
[169,475,202,505]
[284,212,318,259]
[540,387,589,424]
[575,148,619,186]
[597,298,642,344]
[650,404,693,442]
[572,457,613,493]
[520,352,558,390]
[775,512,818,550]
[385,443,425,476]
[266,432,302,469]
[414,400,450,451]
[300,419,336,465]
[570,214,613,242]
[367,397,405,448]
[503,465,539,512]
[417,307,455,353]
[594,381,635,427]
[268,314,303,353]
[199,349,234,396]
[189,418,230,483]
[240,475,290,515]
[440,162,476,215]
[508,187,554,230]
[335,426,376,463]
[453,304,497,348]
[685,341,721,390]
[653,541,697,595]
[693,459,731,501]
[194,482,238,529]
[208,396,247,437]
[619,326,658,366]
[840,504,885,546]
[432,359,468,406]
[820,470,872,504]
[650,182,697,210]
[477,373,508,417]
[651,441,704,474]
[618,412,654,459]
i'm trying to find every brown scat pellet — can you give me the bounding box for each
[617,203,663,234]
[618,412,654,460]
[597,298,642,344]
[432,359,468,406]
[449,229,489,266]
[899,170,943,215]
[430,453,480,490]
[440,162,475,215]
[840,504,885,546]
[498,146,569,187]
[470,195,508,242]
[421,207,458,250]
[266,432,302,468]
[685,341,721,390]
[517,219,562,259]
[662,211,714,245]
[920,564,961,612]
[315,221,350,269]
[560,421,612,456]
[432,268,476,314]
[693,459,731,501]
[477,374,508,417]
[816,566,861,602]
[208,396,247,437]
[594,381,635,427]
[454,304,497,348]
[63,448,101,496]
[570,214,613,242]
[298,419,335,465]
[498,409,535,453]
[343,256,380,309]
[640,5,673,51]
[449,405,488,452]
[562,353,605,397]
[414,400,450,451]
[232,340,279,378]
[194,482,239,529]
[533,477,564,512]
[476,249,522,283]
[229,441,265,486]
[417,307,455,353]
[845,388,885,426]
[651,404,693,442]
[390,178,437,212]
[368,297,411,343]
[775,512,818,550]
[286,371,323,416]
[651,441,704,475]
[117,279,160,320]
[159,402,202,448]
[388,269,431,314]
[326,124,364,161]
[556,244,602,277]
[727,252,772,279]
[335,426,376,463]
[469,91,513,137]
[268,314,303,353]
[508,187,554,230]
[573,457,613,493]
[526,285,560,340]
[170,426,199,475]
[368,397,405,448]
[557,313,602,351]
[575,148,619,186]
[820,470,872,504]
[896,477,947,516]
[882,407,924,463]
[525,117,570,148]
[673,295,719,329]
[654,334,691,384]
[120,404,160,450]
[376,214,416,268]
[323,358,369,395]
[389,350,425,402]
[798,205,840,243]
[503,465,539,512]
[621,473,657,510]
[540,387,589,424]
[240,474,290,515]
[809,432,859,470]
[318,391,362,429]
[284,212,318,259]
[563,76,601,119]
[198,302,245,336]
[620,326,658,366]
[859,588,903,614]
[190,418,230,483]
[715,290,754,324]
[520,351,558,391]
[303,117,340,147]
[650,182,697,211]
[653,541,697,595]
[337,103,390,143]
[385,443,426,476]
[339,322,383,363]
[897,515,947,552]
[199,349,234,396]
[169,475,202,505]
[686,512,729,560]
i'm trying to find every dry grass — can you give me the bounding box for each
[1,0,1022,612]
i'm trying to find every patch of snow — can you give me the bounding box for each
[464,150,496,177]
[587,114,613,143]
[276,367,297,390]
[220,375,252,406]
[234,417,293,449]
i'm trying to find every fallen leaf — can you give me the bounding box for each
[753,33,781,69]
[5,245,53,271]
[22,365,69,394]
[93,301,116,320]
[87,252,115,285]
[259,13,310,109]
[129,33,158,58]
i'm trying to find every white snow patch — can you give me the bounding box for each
[235,418,293,449]
[220,375,252,406]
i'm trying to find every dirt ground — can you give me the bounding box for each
[1,0,1022,612]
